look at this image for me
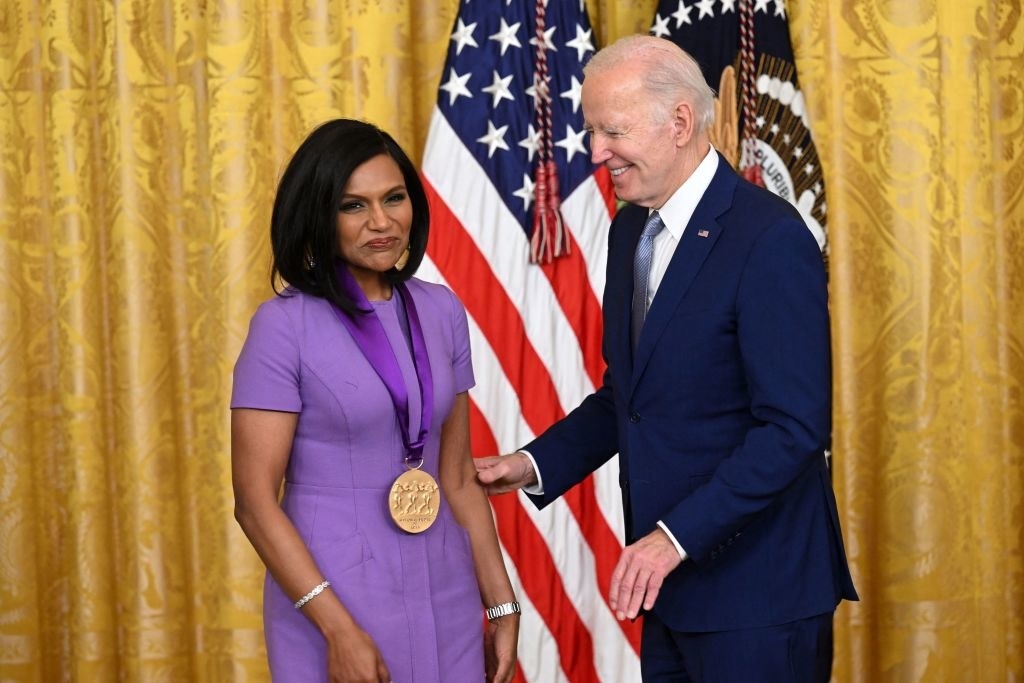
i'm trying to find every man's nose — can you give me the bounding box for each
[589,136,610,164]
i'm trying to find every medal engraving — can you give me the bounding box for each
[389,468,440,533]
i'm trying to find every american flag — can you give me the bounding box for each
[418,0,642,681]
[651,0,829,255]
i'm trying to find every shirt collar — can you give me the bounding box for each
[650,145,719,241]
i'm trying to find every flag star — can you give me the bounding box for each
[696,0,716,19]
[560,76,583,113]
[449,18,478,55]
[793,146,804,159]
[813,181,822,194]
[565,24,594,62]
[755,115,766,128]
[489,18,522,55]
[820,200,827,215]
[720,0,737,13]
[754,0,770,13]
[803,162,815,175]
[477,120,510,157]
[650,13,672,38]
[770,122,780,135]
[526,71,552,103]
[482,70,515,108]
[774,0,787,18]
[556,124,588,162]
[783,133,792,144]
[519,124,541,162]
[440,67,472,105]
[529,26,557,52]
[525,79,539,106]
[671,1,693,27]
[513,173,535,210]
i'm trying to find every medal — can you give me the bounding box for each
[330,262,439,534]
[389,466,440,533]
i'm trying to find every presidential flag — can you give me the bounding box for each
[651,0,828,254]
[419,0,642,681]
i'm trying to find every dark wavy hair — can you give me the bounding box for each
[270,118,429,313]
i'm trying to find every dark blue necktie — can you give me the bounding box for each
[631,211,665,351]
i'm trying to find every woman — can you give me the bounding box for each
[231,119,519,682]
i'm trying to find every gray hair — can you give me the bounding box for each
[583,34,716,133]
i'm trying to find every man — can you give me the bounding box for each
[475,35,858,681]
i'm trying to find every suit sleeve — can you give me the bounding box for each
[661,215,832,562]
[522,372,620,508]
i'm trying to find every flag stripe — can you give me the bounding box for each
[416,246,602,679]
[424,176,565,433]
[422,2,640,679]
[496,538,567,683]
[536,248,604,389]
[559,167,615,299]
[417,196,638,671]
[424,176,640,650]
[467,399,599,682]
[422,114,594,414]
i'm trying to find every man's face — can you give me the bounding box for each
[581,64,681,209]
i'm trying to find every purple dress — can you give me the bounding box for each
[231,279,484,682]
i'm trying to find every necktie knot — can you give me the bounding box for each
[641,211,665,240]
[631,211,664,351]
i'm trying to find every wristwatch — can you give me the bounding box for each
[485,601,522,621]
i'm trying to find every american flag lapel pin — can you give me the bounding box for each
[698,229,710,238]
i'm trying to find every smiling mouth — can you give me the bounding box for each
[365,238,398,249]
[609,165,631,177]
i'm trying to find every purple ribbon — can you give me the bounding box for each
[330,262,434,465]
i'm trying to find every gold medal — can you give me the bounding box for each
[388,468,440,533]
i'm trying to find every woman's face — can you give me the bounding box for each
[335,153,413,299]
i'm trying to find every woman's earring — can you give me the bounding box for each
[306,253,316,270]
[394,248,410,271]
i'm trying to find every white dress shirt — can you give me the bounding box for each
[643,145,719,314]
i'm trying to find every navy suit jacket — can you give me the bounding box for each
[525,155,858,632]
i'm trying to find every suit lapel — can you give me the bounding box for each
[629,158,739,392]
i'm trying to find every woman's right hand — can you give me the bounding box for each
[325,626,390,683]
[484,613,520,683]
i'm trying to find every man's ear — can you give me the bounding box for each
[672,101,696,147]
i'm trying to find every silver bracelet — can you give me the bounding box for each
[485,600,521,621]
[294,580,331,610]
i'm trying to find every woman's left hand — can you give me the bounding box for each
[484,614,520,683]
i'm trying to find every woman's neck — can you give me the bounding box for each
[353,272,392,301]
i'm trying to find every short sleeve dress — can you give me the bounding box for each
[231,278,484,682]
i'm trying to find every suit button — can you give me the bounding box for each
[629,412,640,423]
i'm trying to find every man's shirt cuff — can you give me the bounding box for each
[516,450,544,495]
[657,520,689,561]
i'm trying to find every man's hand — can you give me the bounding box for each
[474,452,537,495]
[609,527,683,620]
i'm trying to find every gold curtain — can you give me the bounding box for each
[0,0,1020,680]
[788,2,1024,679]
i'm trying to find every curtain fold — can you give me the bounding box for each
[1,0,1021,680]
